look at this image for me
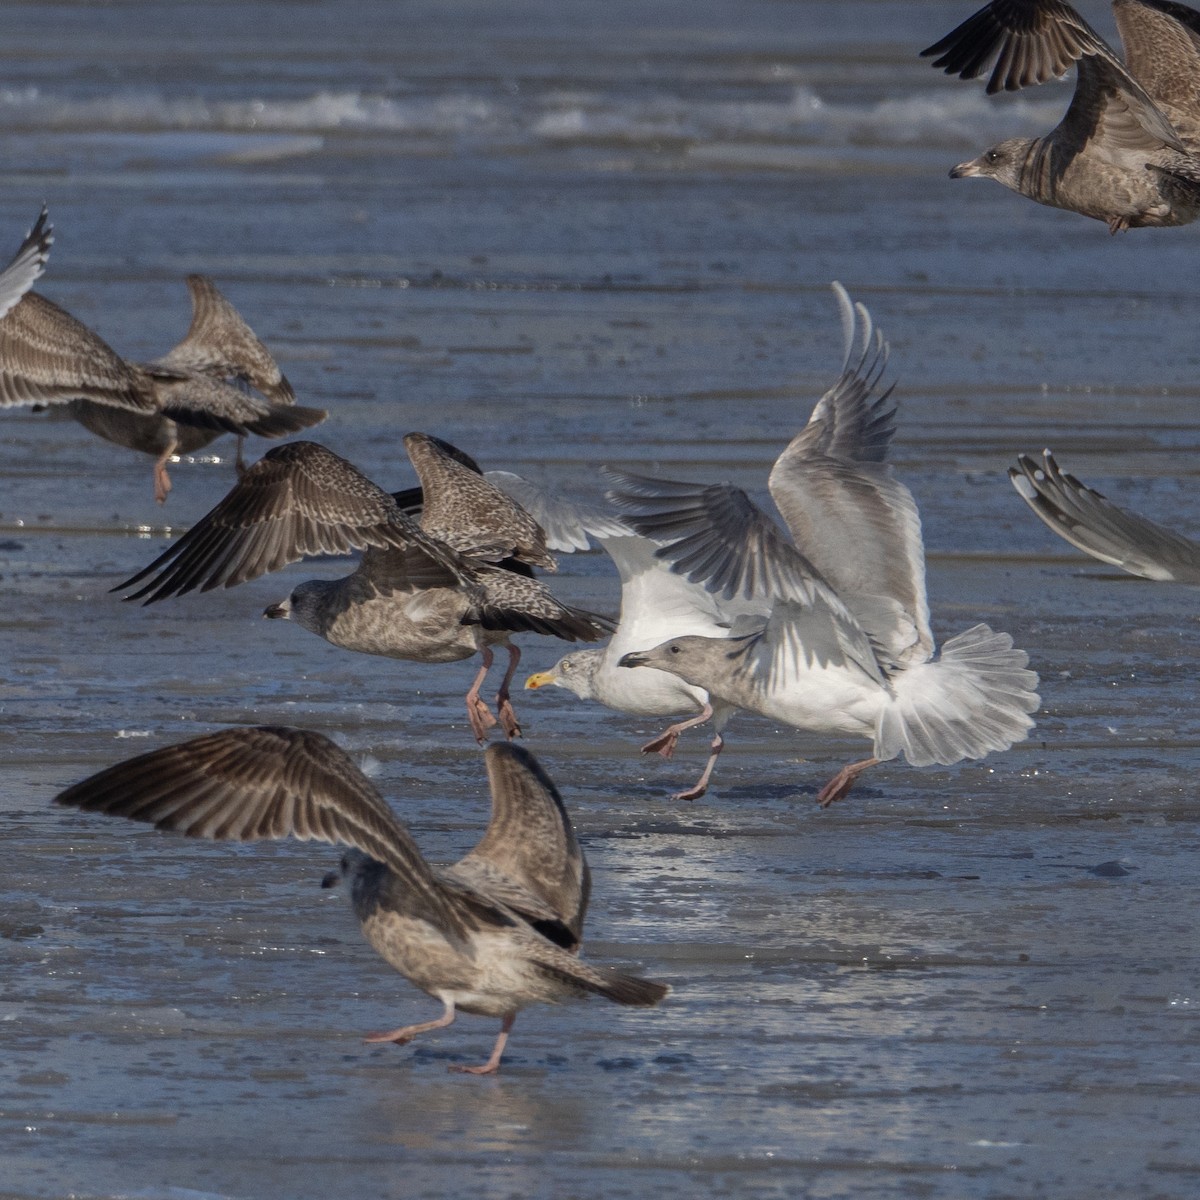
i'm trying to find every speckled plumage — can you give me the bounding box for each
[54,728,667,1074]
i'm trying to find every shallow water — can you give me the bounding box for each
[3,2,1200,1198]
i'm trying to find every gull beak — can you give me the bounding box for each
[524,671,556,690]
[320,869,340,889]
[263,601,290,620]
[949,158,980,179]
[618,651,649,669]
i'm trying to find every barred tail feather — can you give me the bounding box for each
[874,624,1039,767]
[532,948,670,1007]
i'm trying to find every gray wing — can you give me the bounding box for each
[484,470,630,552]
[606,470,884,682]
[767,287,932,670]
[155,275,295,404]
[115,440,464,603]
[922,0,1123,93]
[0,208,53,322]
[1010,449,1200,583]
[0,291,159,414]
[54,725,470,942]
[405,432,557,569]
[1115,0,1200,127]
[450,743,590,944]
[146,369,327,438]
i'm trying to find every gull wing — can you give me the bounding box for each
[484,470,630,552]
[147,370,327,437]
[447,743,590,946]
[115,440,464,603]
[0,208,53,322]
[54,725,471,942]
[1010,449,1200,582]
[1114,0,1200,125]
[155,275,295,403]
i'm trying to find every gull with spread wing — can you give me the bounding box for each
[115,433,613,741]
[609,285,1040,806]
[924,0,1200,231]
[1011,448,1200,582]
[55,728,668,1075]
[0,213,325,500]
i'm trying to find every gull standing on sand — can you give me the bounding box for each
[55,729,668,1075]
[115,434,613,741]
[0,215,325,500]
[609,284,1041,807]
[1011,448,1200,582]
[924,0,1200,231]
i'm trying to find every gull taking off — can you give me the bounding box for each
[609,284,1040,806]
[55,729,668,1075]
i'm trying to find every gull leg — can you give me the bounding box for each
[363,999,456,1045]
[152,437,178,504]
[671,730,724,802]
[465,647,498,743]
[641,702,713,760]
[450,1013,515,1076]
[816,756,880,808]
[494,644,523,741]
[234,434,248,476]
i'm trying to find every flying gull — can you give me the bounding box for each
[0,218,325,501]
[115,434,614,741]
[1011,448,1200,581]
[609,284,1041,806]
[923,0,1200,231]
[54,728,669,1075]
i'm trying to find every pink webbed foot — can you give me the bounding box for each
[467,696,498,743]
[449,1015,513,1076]
[495,698,522,741]
[640,729,679,760]
[816,757,880,808]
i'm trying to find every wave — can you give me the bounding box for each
[0,84,1059,149]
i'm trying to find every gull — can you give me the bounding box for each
[114,434,614,741]
[608,284,1041,807]
[923,0,1200,231]
[0,217,326,501]
[53,727,669,1075]
[1011,448,1200,581]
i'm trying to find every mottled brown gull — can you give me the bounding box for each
[54,728,668,1075]
[924,0,1200,231]
[609,284,1041,807]
[1011,448,1200,582]
[0,240,326,500]
[115,435,613,741]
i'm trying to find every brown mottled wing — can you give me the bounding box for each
[0,208,53,322]
[147,369,327,438]
[1010,449,1200,583]
[155,275,295,404]
[922,0,1118,93]
[115,440,458,604]
[405,432,557,569]
[54,725,470,941]
[1115,0,1200,125]
[0,292,159,413]
[471,563,614,641]
[452,743,590,942]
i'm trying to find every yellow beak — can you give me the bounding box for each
[524,671,556,690]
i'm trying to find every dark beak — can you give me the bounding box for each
[263,602,287,619]
[320,870,340,889]
[948,164,965,179]
[618,651,649,668]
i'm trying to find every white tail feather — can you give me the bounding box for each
[874,624,1040,767]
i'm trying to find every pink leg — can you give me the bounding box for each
[816,756,880,808]
[465,647,498,743]
[152,439,178,504]
[671,731,724,802]
[450,1013,515,1076]
[494,644,523,740]
[641,702,713,760]
[363,999,456,1045]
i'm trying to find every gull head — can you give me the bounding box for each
[949,138,1034,193]
[618,636,722,687]
[264,580,333,636]
[524,650,603,700]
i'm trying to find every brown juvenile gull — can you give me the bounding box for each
[923,0,1200,231]
[0,207,53,322]
[608,284,1041,807]
[114,435,613,741]
[1011,448,1200,582]
[0,249,326,500]
[54,728,668,1075]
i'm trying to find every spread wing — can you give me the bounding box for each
[483,470,630,552]
[1010,449,1200,583]
[54,725,470,942]
[0,208,53,322]
[1115,0,1200,130]
[114,440,467,604]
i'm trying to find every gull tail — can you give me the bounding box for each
[531,946,670,1007]
[874,624,1039,767]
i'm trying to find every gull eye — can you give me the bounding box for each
[561,660,572,672]
[986,149,1001,164]
[669,644,681,655]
